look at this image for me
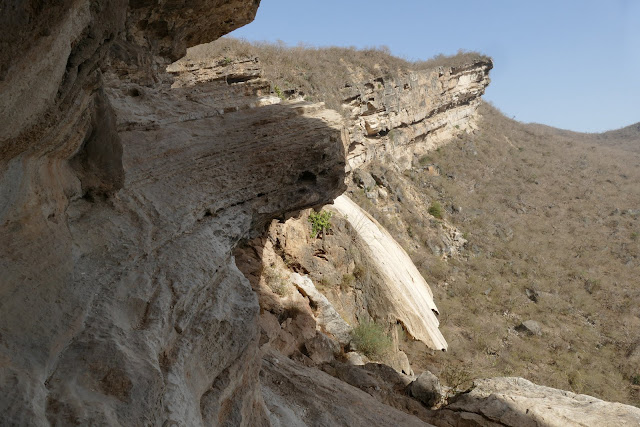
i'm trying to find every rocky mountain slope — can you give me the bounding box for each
[2,2,639,426]
[342,103,640,408]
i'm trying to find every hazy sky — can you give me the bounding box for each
[229,0,640,133]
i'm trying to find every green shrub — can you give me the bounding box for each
[428,201,443,219]
[317,277,332,291]
[353,264,368,281]
[441,365,473,395]
[351,320,393,359]
[273,85,284,99]
[308,210,332,238]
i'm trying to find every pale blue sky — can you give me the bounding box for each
[229,1,640,133]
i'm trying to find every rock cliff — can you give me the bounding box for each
[341,60,492,171]
[4,2,637,427]
[0,1,345,425]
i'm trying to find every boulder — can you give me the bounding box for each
[389,350,414,376]
[345,352,367,366]
[261,351,432,427]
[436,377,640,427]
[516,320,542,336]
[409,371,443,408]
[304,333,340,365]
[354,169,377,191]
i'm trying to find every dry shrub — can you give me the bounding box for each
[346,101,640,406]
[264,266,289,297]
[182,38,489,112]
[351,320,393,360]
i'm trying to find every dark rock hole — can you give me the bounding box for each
[298,171,317,183]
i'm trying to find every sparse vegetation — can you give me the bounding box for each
[441,365,473,397]
[351,320,393,359]
[308,210,333,238]
[181,38,489,113]
[428,201,444,219]
[353,264,366,280]
[345,102,640,407]
[340,273,355,290]
[264,266,289,296]
[273,84,284,99]
[418,155,433,166]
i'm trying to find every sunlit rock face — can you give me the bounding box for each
[343,60,493,171]
[0,1,347,425]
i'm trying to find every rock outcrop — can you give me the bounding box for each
[342,60,492,171]
[0,1,348,425]
[332,195,447,350]
[261,350,434,426]
[432,377,640,427]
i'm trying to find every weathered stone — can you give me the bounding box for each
[362,363,414,389]
[434,377,640,427]
[409,371,443,408]
[332,195,447,350]
[0,1,350,425]
[261,351,433,426]
[516,320,542,336]
[344,62,493,171]
[354,169,377,191]
[345,351,367,366]
[304,333,340,365]
[525,287,540,302]
[290,273,353,345]
[389,350,415,376]
[322,361,433,423]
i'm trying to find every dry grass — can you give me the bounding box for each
[353,103,640,406]
[181,38,490,111]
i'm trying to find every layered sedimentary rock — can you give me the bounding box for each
[342,60,492,170]
[0,1,347,425]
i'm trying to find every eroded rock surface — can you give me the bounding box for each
[332,194,447,350]
[343,61,493,170]
[433,377,640,427]
[261,350,434,427]
[0,1,348,425]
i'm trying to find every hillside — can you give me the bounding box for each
[351,102,640,405]
[2,2,640,425]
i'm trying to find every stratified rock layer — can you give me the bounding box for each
[0,1,347,425]
[343,61,492,170]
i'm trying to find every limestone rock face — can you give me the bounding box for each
[261,351,434,427]
[332,195,447,350]
[433,377,640,427]
[0,1,348,425]
[290,273,353,345]
[342,61,493,170]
